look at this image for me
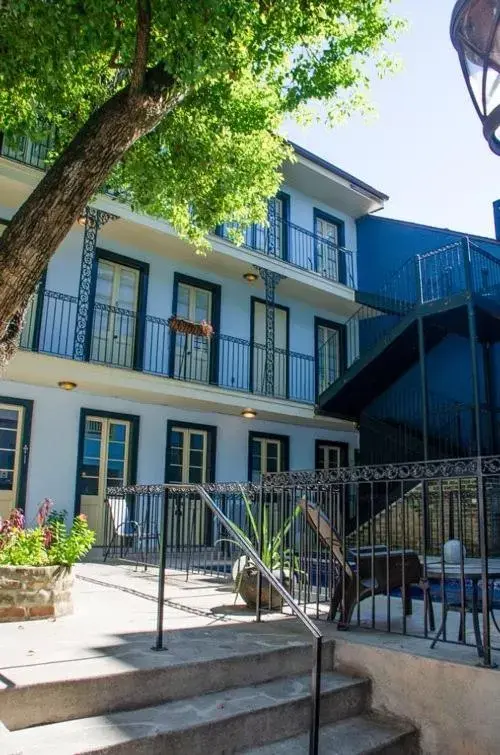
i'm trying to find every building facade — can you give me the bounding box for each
[0,136,387,539]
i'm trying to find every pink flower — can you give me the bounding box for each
[36,498,53,527]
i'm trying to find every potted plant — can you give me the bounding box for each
[221,487,301,610]
[167,315,214,337]
[0,499,95,622]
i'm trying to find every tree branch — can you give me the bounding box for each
[129,0,151,94]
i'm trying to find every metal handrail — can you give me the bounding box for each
[151,483,323,755]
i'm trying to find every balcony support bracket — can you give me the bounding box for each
[74,207,117,361]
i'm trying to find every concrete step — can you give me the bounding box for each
[2,672,369,755]
[0,637,335,731]
[243,713,418,754]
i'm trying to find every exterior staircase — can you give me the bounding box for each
[0,632,417,754]
[319,238,500,423]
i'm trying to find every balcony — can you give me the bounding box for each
[19,289,316,404]
[0,135,356,290]
[214,220,355,286]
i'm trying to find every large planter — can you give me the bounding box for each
[0,565,73,622]
[236,563,291,611]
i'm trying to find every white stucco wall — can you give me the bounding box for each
[0,379,357,523]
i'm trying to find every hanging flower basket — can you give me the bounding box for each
[168,316,214,338]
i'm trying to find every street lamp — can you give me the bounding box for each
[451,0,500,153]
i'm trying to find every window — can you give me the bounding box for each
[243,192,289,259]
[165,421,216,483]
[91,258,140,368]
[249,432,289,482]
[315,318,345,397]
[89,250,148,369]
[251,298,289,398]
[314,210,345,282]
[315,441,348,471]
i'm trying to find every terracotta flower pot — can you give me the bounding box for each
[167,316,214,337]
[0,565,73,622]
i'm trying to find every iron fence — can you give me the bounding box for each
[106,456,500,667]
[214,219,355,286]
[19,289,316,403]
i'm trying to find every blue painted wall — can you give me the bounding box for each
[356,213,500,455]
[356,215,500,295]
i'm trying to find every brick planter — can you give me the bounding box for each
[0,565,73,622]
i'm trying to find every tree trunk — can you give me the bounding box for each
[0,70,183,348]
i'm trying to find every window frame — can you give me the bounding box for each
[85,248,149,369]
[247,431,290,482]
[313,208,346,283]
[169,273,221,385]
[165,420,217,484]
[0,395,33,512]
[314,316,346,400]
[314,439,349,471]
[74,408,140,515]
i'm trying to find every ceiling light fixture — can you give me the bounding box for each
[58,380,77,391]
[241,408,257,419]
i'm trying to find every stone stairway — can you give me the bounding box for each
[0,634,417,754]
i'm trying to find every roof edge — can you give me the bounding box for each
[289,141,389,202]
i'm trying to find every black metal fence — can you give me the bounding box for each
[19,289,315,403]
[106,456,500,667]
[215,219,355,287]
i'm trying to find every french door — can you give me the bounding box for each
[91,259,140,368]
[252,300,288,398]
[173,282,212,382]
[0,401,31,519]
[79,415,132,544]
[316,322,341,396]
[315,214,340,280]
[166,424,213,547]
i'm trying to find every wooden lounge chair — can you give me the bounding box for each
[298,498,435,630]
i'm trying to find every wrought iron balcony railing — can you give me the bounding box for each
[214,219,355,286]
[19,289,316,404]
[0,134,356,290]
[318,238,500,390]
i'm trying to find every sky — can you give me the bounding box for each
[284,0,500,239]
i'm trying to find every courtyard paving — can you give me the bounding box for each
[0,560,498,695]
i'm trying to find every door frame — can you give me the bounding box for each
[247,431,290,481]
[0,396,33,513]
[74,408,140,516]
[164,420,217,484]
[169,273,221,385]
[313,208,346,283]
[314,316,346,400]
[314,439,349,470]
[85,249,149,369]
[250,297,290,397]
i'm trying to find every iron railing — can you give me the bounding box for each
[215,219,355,286]
[105,457,500,669]
[105,482,323,755]
[19,289,316,403]
[0,132,55,170]
[319,238,500,384]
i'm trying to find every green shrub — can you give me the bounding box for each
[0,500,95,567]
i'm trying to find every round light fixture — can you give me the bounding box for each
[451,0,500,154]
[243,272,258,283]
[241,408,257,419]
[77,213,87,227]
[58,380,77,391]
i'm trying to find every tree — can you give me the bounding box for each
[0,0,400,361]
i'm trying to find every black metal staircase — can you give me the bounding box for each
[319,238,500,464]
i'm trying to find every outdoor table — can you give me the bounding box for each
[426,560,500,658]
